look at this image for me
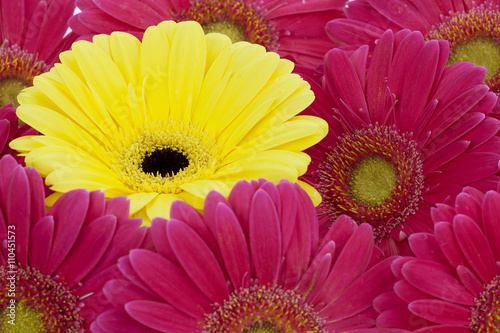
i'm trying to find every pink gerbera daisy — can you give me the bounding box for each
[0,0,77,108]
[327,0,500,93]
[91,179,401,332]
[0,154,150,331]
[300,29,500,256]
[374,181,500,332]
[69,0,345,67]
[0,104,36,163]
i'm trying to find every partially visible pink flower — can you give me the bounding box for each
[92,178,401,332]
[0,154,150,331]
[0,0,77,108]
[70,0,346,67]
[300,29,500,256]
[327,0,500,94]
[0,103,36,163]
[374,182,500,332]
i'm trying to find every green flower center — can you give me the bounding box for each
[202,20,247,43]
[0,77,25,108]
[0,266,83,333]
[349,155,396,206]
[179,0,278,51]
[0,43,50,108]
[0,303,46,333]
[316,126,423,240]
[426,3,500,92]
[447,37,500,80]
[245,322,282,333]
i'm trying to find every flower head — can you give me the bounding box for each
[328,0,500,94]
[10,20,327,223]
[0,0,77,107]
[0,154,150,331]
[92,179,399,332]
[374,181,500,332]
[69,0,345,67]
[301,29,500,256]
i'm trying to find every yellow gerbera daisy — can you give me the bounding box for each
[10,20,327,223]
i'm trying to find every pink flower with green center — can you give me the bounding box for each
[0,0,77,108]
[69,0,345,67]
[374,181,500,332]
[299,29,500,256]
[92,179,402,332]
[0,154,150,331]
[327,0,500,94]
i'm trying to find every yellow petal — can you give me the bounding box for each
[296,180,322,206]
[141,25,171,122]
[180,179,231,199]
[168,21,206,122]
[205,33,232,72]
[128,192,159,215]
[146,193,179,221]
[72,40,131,129]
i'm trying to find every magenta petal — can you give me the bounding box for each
[28,216,54,272]
[297,241,334,300]
[150,217,176,262]
[24,167,45,227]
[373,291,407,313]
[277,180,298,253]
[126,300,199,333]
[215,203,250,291]
[228,180,255,237]
[431,204,455,224]
[249,189,282,286]
[455,192,482,224]
[317,224,374,305]
[367,0,430,30]
[408,233,447,264]
[434,222,469,269]
[409,300,470,325]
[456,264,484,296]
[318,215,357,259]
[94,0,164,29]
[366,30,393,123]
[7,166,30,267]
[319,257,396,321]
[78,264,126,302]
[167,220,229,304]
[129,249,212,319]
[118,256,155,296]
[394,280,433,303]
[482,191,500,260]
[90,218,147,277]
[46,189,89,274]
[453,214,496,284]
[401,260,474,305]
[398,41,440,133]
[324,48,369,125]
[414,325,470,333]
[56,215,117,288]
[170,201,219,258]
[377,307,428,330]
[104,278,159,309]
[422,141,469,174]
[95,309,153,333]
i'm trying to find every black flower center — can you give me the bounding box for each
[141,148,189,177]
